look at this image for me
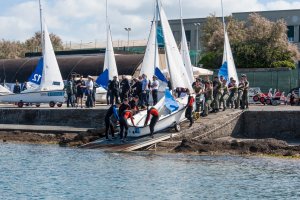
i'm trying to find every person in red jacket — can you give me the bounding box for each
[119,110,135,142]
[144,107,159,138]
[185,89,194,127]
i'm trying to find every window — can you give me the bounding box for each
[287,25,294,42]
[185,30,191,43]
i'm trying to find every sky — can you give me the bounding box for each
[0,0,300,44]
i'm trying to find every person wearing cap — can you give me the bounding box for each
[151,75,159,105]
[212,76,222,112]
[241,74,249,109]
[84,75,94,108]
[120,75,130,102]
[109,76,120,104]
[76,75,85,108]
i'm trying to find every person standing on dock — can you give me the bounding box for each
[227,79,238,109]
[219,78,228,111]
[76,76,85,108]
[109,76,120,104]
[202,81,213,117]
[119,109,135,142]
[235,77,244,109]
[120,75,130,102]
[241,74,249,109]
[212,76,222,113]
[85,76,94,108]
[150,75,159,106]
[104,104,119,140]
[141,74,150,108]
[144,107,159,138]
[64,77,74,107]
[185,89,194,127]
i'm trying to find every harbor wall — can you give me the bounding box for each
[0,108,106,128]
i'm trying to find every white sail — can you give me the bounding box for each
[39,22,64,91]
[139,19,160,78]
[0,85,12,94]
[222,31,238,84]
[158,3,192,91]
[180,23,193,83]
[104,26,119,81]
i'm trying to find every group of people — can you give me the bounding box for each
[191,74,249,118]
[104,97,159,143]
[107,74,162,108]
[64,75,97,108]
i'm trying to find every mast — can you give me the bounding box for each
[39,0,44,57]
[156,0,173,90]
[105,0,110,74]
[154,0,158,75]
[221,0,227,62]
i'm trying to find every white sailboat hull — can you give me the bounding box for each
[127,95,188,137]
[0,90,65,103]
[127,106,186,137]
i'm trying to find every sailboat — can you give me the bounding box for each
[0,0,65,107]
[95,0,119,103]
[127,0,192,137]
[218,0,239,84]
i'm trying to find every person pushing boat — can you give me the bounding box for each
[119,109,135,143]
[104,104,119,140]
[144,107,159,138]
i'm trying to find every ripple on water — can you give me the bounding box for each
[0,143,300,199]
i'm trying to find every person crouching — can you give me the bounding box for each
[144,107,159,138]
[185,89,194,127]
[119,109,135,143]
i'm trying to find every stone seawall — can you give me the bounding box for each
[0,108,107,128]
[240,111,300,140]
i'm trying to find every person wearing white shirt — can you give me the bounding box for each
[85,75,94,108]
[151,75,159,105]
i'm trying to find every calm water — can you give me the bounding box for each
[1,143,300,200]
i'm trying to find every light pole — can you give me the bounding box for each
[124,27,131,51]
[194,23,201,66]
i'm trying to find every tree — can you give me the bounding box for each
[24,32,64,53]
[199,13,300,69]
[0,32,64,59]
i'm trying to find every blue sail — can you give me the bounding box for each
[28,57,43,85]
[155,67,167,83]
[218,61,228,82]
[96,69,109,90]
[164,89,179,112]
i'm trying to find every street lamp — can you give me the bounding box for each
[124,27,131,51]
[194,22,201,66]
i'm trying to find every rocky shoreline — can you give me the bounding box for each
[170,137,300,157]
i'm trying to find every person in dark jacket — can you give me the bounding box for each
[129,95,139,113]
[131,77,143,105]
[185,89,194,127]
[120,75,130,102]
[64,77,74,107]
[118,98,131,116]
[13,81,21,94]
[109,76,120,104]
[104,104,119,140]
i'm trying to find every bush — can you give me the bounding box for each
[270,60,296,69]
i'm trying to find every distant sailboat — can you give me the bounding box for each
[95,0,119,103]
[218,0,238,84]
[0,0,64,107]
